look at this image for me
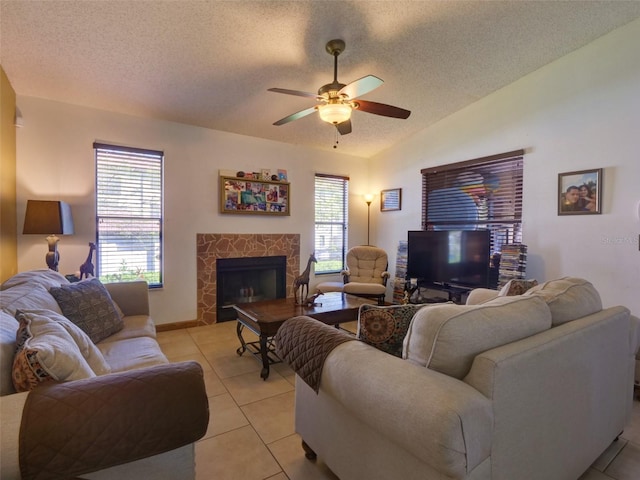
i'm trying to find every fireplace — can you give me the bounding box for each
[196,233,300,324]
[216,255,287,321]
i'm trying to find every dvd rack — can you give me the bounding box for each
[498,244,527,288]
[393,240,408,304]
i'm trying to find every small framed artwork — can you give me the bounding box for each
[558,168,602,215]
[381,188,402,212]
[220,176,290,215]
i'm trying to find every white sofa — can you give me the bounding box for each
[0,269,209,480]
[287,277,639,480]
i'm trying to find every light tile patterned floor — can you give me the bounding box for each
[157,320,640,480]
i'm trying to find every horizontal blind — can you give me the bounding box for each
[421,151,524,254]
[315,174,349,274]
[95,144,163,287]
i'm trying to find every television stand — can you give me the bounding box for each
[405,281,470,305]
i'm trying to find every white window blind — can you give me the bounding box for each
[421,150,524,254]
[315,174,349,274]
[94,143,163,287]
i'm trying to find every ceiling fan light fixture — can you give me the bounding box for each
[318,103,352,125]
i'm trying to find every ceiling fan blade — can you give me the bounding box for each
[354,100,411,119]
[268,88,322,100]
[336,119,352,135]
[339,75,383,100]
[273,106,317,126]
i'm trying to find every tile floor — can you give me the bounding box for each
[157,320,640,480]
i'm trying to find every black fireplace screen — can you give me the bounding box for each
[216,255,287,321]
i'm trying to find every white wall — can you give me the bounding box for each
[15,99,369,324]
[369,18,640,315]
[15,18,640,322]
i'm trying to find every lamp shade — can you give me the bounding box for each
[23,200,74,235]
[318,103,352,125]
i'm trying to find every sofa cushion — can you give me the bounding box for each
[49,278,124,343]
[98,315,157,343]
[344,282,386,295]
[524,277,602,326]
[357,303,433,357]
[97,336,168,373]
[403,295,552,379]
[12,310,97,392]
[0,283,63,317]
[1,311,19,395]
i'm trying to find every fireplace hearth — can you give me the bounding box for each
[216,255,286,321]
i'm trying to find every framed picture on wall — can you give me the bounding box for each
[557,168,602,215]
[381,188,402,211]
[220,176,290,215]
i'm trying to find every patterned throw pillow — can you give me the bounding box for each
[49,278,124,343]
[499,279,538,296]
[12,310,96,392]
[357,304,430,357]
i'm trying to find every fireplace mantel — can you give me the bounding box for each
[196,233,300,324]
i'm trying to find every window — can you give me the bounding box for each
[421,149,524,254]
[314,174,349,274]
[94,143,163,287]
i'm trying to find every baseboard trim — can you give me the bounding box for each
[156,320,199,332]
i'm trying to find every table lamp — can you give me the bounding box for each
[23,200,74,271]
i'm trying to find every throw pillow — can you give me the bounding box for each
[1,311,19,395]
[49,278,124,343]
[12,309,96,392]
[25,308,112,376]
[357,303,431,357]
[498,279,538,297]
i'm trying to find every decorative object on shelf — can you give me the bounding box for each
[236,171,245,177]
[302,291,323,307]
[364,194,374,245]
[79,242,96,279]
[278,169,288,181]
[260,168,271,180]
[22,200,75,271]
[498,244,528,288]
[220,176,290,215]
[293,253,317,305]
[381,188,402,211]
[558,168,602,215]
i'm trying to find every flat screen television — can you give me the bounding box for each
[407,230,491,289]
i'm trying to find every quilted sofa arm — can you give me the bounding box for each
[19,361,209,480]
[104,281,150,316]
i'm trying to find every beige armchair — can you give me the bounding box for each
[341,245,390,305]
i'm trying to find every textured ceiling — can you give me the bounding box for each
[2,1,640,158]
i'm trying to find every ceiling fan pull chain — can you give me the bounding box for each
[333,127,339,149]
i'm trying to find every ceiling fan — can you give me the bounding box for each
[268,39,411,135]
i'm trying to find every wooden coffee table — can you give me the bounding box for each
[233,292,376,379]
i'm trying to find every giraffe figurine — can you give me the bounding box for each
[293,253,317,305]
[79,242,96,279]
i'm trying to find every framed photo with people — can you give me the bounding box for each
[220,176,290,215]
[557,168,602,215]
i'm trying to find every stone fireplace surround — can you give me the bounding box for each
[196,233,300,325]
